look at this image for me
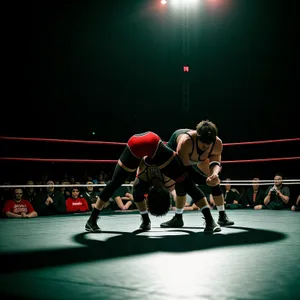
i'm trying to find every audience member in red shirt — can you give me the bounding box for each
[3,188,38,218]
[65,187,89,213]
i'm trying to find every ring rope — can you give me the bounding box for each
[0,136,126,146]
[222,179,300,182]
[1,180,299,189]
[221,157,300,164]
[223,138,300,146]
[220,182,300,186]
[0,156,299,164]
[0,136,299,146]
[0,157,118,163]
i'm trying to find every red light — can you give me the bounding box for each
[183,66,189,72]
[161,0,167,5]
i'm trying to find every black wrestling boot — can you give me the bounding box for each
[160,214,184,228]
[85,217,101,232]
[218,211,234,226]
[203,217,221,234]
[139,214,151,231]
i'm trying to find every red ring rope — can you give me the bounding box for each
[221,157,300,164]
[222,138,300,146]
[0,157,117,163]
[0,136,299,146]
[0,157,299,163]
[0,136,126,146]
[1,136,299,164]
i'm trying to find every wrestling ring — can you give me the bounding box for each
[0,135,299,300]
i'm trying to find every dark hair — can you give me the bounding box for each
[274,173,283,179]
[71,186,80,192]
[196,120,218,144]
[147,185,170,217]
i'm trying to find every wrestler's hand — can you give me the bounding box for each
[206,174,220,187]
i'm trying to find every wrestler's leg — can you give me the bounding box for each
[160,180,188,228]
[85,146,140,232]
[195,197,210,209]
[133,178,151,231]
[96,162,136,209]
[157,152,201,227]
[160,163,221,232]
[155,151,187,227]
[197,163,234,226]
[193,196,221,233]
[162,182,221,233]
[176,195,187,209]
[181,174,221,233]
[135,201,147,212]
[168,165,207,226]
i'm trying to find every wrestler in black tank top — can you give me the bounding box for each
[185,132,216,162]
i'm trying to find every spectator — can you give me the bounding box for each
[0,181,13,212]
[65,187,90,213]
[223,178,242,209]
[23,180,37,203]
[83,181,100,209]
[241,178,265,208]
[33,180,66,216]
[69,176,76,185]
[59,180,71,199]
[255,173,290,210]
[3,188,38,218]
[97,172,106,193]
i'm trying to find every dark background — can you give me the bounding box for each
[0,0,299,189]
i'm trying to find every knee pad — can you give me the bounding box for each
[211,185,222,197]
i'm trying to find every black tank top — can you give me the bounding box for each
[185,132,216,163]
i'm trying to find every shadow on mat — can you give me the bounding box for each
[0,226,286,274]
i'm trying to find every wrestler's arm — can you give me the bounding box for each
[208,138,223,176]
[176,138,192,167]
